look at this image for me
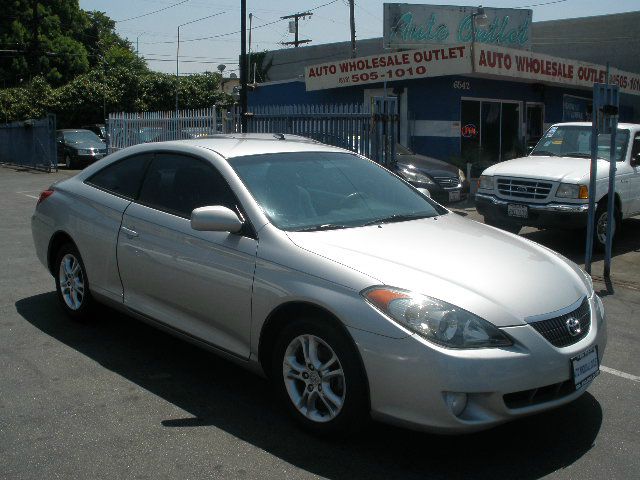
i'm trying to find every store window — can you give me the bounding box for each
[460,99,524,175]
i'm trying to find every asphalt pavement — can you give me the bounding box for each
[1,165,638,480]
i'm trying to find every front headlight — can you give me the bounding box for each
[478,175,493,190]
[399,167,435,185]
[362,286,512,349]
[556,183,588,199]
[458,168,466,182]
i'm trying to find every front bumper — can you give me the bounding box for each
[350,294,606,434]
[412,181,470,204]
[475,193,589,229]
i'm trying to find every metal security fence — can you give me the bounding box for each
[107,107,223,152]
[107,102,395,165]
[0,115,57,172]
[232,104,373,158]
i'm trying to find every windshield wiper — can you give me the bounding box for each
[364,213,431,226]
[294,223,351,232]
[562,152,591,158]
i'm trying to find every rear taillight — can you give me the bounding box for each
[37,189,54,205]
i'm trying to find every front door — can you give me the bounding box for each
[626,133,640,215]
[116,152,257,358]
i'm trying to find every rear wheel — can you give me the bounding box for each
[54,243,94,320]
[484,216,521,235]
[272,318,368,435]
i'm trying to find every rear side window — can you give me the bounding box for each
[137,153,237,218]
[86,154,151,200]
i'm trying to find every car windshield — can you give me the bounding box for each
[530,125,629,161]
[231,152,444,231]
[64,131,102,144]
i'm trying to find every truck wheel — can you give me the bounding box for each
[593,204,618,252]
[484,217,521,235]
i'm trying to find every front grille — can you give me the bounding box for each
[433,176,460,188]
[496,177,552,200]
[504,380,574,409]
[529,298,590,348]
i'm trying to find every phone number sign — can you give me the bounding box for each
[304,45,471,91]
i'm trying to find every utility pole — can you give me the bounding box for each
[248,13,253,84]
[280,12,313,47]
[349,0,356,58]
[240,0,248,132]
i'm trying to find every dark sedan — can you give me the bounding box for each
[393,144,469,204]
[56,129,107,169]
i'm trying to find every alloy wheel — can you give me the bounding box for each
[58,253,85,310]
[282,334,346,423]
[596,210,615,246]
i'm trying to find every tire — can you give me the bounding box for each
[272,317,369,435]
[484,216,521,235]
[54,243,95,321]
[593,203,618,252]
[65,154,77,170]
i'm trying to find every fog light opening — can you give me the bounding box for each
[444,392,468,417]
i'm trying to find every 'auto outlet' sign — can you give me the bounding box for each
[474,44,640,96]
[304,42,640,97]
[304,45,470,91]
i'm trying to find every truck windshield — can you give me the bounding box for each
[530,125,629,162]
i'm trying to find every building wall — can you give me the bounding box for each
[249,76,637,162]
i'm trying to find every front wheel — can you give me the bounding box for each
[272,318,369,435]
[593,204,618,252]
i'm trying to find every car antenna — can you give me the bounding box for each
[273,133,285,140]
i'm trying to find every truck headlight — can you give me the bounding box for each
[478,175,494,190]
[556,183,588,199]
[362,287,512,349]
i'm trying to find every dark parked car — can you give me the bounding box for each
[56,129,107,169]
[81,124,107,141]
[393,144,469,204]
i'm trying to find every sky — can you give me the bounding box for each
[79,0,640,76]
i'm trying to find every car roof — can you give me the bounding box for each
[553,122,639,130]
[147,133,351,159]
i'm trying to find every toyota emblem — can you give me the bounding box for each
[566,317,582,336]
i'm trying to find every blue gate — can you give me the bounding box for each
[0,114,57,172]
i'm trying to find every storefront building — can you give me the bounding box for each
[248,5,640,171]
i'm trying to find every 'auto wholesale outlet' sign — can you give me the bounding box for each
[304,43,640,97]
[383,3,532,50]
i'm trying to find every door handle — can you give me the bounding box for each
[121,226,139,238]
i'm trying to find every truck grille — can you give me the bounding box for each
[529,297,591,348]
[496,178,552,200]
[433,176,460,188]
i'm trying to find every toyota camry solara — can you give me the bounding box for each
[31,134,606,434]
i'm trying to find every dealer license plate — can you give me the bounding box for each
[572,345,600,390]
[507,204,528,218]
[448,190,461,202]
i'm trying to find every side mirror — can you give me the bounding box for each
[191,206,243,233]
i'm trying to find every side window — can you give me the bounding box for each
[632,135,640,157]
[86,154,151,200]
[137,153,237,218]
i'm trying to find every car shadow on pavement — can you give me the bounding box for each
[521,217,640,266]
[16,292,603,480]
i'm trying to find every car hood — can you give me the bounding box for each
[287,214,588,327]
[484,156,612,183]
[396,154,459,177]
[66,140,106,149]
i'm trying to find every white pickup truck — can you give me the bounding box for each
[475,122,640,250]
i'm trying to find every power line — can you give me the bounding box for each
[116,0,191,23]
[515,0,570,8]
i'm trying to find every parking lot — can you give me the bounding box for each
[1,165,638,480]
